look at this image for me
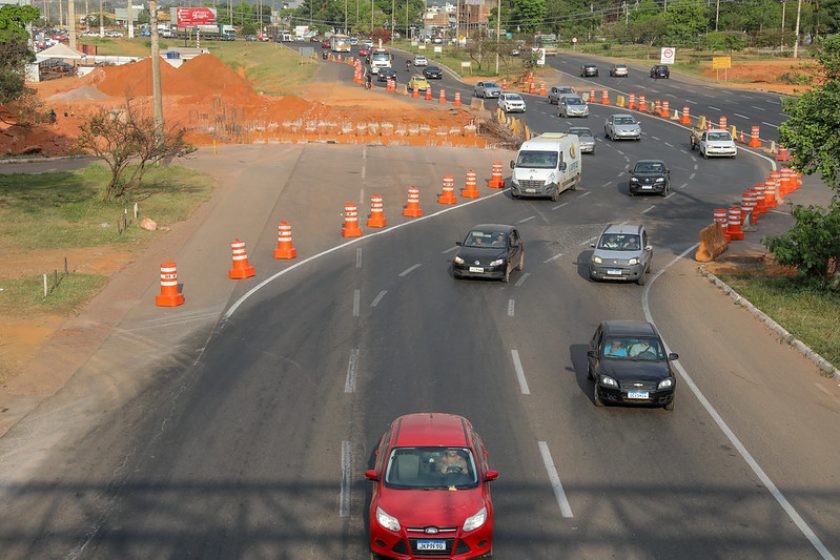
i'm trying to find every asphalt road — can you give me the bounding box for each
[0,45,838,560]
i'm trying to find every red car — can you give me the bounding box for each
[366,413,498,559]
[359,46,371,57]
[321,39,331,49]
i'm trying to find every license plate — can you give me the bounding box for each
[469,266,484,273]
[642,185,653,189]
[627,391,649,399]
[526,188,536,193]
[606,269,622,275]
[417,540,446,551]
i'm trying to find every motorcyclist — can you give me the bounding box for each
[405,59,411,72]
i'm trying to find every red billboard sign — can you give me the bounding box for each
[176,7,217,26]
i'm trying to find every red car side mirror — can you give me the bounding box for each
[484,470,499,481]
[365,469,380,481]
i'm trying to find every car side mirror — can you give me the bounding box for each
[668,352,679,361]
[510,160,515,169]
[587,350,597,358]
[365,469,380,481]
[558,162,567,171]
[645,245,653,251]
[455,241,462,246]
[484,470,499,481]
[590,243,595,248]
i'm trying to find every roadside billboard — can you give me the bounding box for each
[176,7,217,27]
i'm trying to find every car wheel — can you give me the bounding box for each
[551,187,560,202]
[517,252,525,271]
[646,260,652,274]
[661,185,669,196]
[664,396,675,411]
[702,149,709,159]
[503,264,511,283]
[593,383,603,407]
[636,271,646,286]
[587,364,594,380]
[571,175,579,191]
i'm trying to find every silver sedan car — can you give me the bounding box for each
[473,81,502,98]
[557,96,589,118]
[569,126,596,154]
[604,114,641,141]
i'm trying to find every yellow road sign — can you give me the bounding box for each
[712,56,732,70]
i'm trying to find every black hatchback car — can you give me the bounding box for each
[650,64,670,79]
[629,160,670,196]
[452,224,525,283]
[423,65,443,79]
[377,67,398,83]
[587,321,678,410]
[580,63,599,77]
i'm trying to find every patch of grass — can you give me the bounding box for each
[206,42,319,95]
[77,37,151,57]
[0,273,108,315]
[717,272,840,368]
[393,41,529,79]
[0,163,213,250]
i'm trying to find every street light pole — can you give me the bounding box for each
[780,0,787,52]
[494,0,500,75]
[714,0,720,31]
[391,0,395,38]
[793,0,802,58]
[150,0,164,140]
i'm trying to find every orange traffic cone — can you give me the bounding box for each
[529,82,536,94]
[539,82,546,96]
[437,175,458,205]
[155,262,184,307]
[600,89,609,104]
[402,185,423,217]
[628,93,637,110]
[439,88,446,104]
[228,238,256,279]
[367,194,387,228]
[342,202,363,237]
[661,100,670,118]
[453,92,461,107]
[425,87,433,101]
[487,161,504,188]
[273,221,297,259]
[639,95,647,112]
[412,86,419,98]
[461,169,480,198]
[680,106,691,125]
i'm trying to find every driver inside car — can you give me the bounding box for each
[436,449,468,475]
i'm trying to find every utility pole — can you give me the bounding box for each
[391,0,395,37]
[150,0,164,139]
[494,0,500,74]
[715,0,720,31]
[405,0,408,39]
[370,0,373,32]
[85,0,89,30]
[59,0,64,28]
[68,0,76,50]
[127,0,134,39]
[98,0,103,37]
[793,0,802,58]
[229,0,233,25]
[345,0,348,33]
[780,0,786,51]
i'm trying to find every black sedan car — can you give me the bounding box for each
[580,63,599,77]
[423,65,444,79]
[628,160,670,196]
[377,67,398,83]
[452,225,524,283]
[650,64,670,79]
[587,321,677,410]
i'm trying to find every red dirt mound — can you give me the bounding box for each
[173,55,261,102]
[85,58,180,98]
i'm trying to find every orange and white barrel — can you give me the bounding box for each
[367,194,387,228]
[342,203,363,237]
[155,261,185,307]
[437,175,458,205]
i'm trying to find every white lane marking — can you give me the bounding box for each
[399,263,421,277]
[552,202,569,210]
[752,105,767,111]
[442,245,459,254]
[510,349,531,395]
[356,248,363,268]
[353,289,360,317]
[770,208,788,215]
[361,165,366,181]
[615,172,624,179]
[693,163,699,170]
[616,149,625,156]
[543,253,564,263]
[642,205,656,214]
[681,149,689,155]
[580,236,597,246]
[514,272,531,287]
[344,348,359,393]
[642,245,835,560]
[734,113,749,120]
[602,181,613,188]
[665,192,675,199]
[371,290,387,307]
[340,440,352,517]
[538,441,574,518]
[579,191,591,198]
[686,99,697,104]
[664,142,674,148]
[648,88,660,93]
[651,136,661,141]
[689,172,696,180]
[359,188,365,205]
[762,121,780,129]
[709,105,721,111]
[518,215,536,224]
[679,182,689,189]
[507,298,515,317]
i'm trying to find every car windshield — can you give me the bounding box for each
[615,65,627,69]
[427,66,440,71]
[570,128,593,138]
[559,87,574,93]
[384,447,479,490]
[515,150,558,169]
[464,230,508,248]
[506,94,523,101]
[371,51,390,61]
[483,82,499,87]
[602,337,666,360]
[634,162,665,173]
[565,97,584,105]
[597,233,641,251]
[707,132,732,141]
[614,116,636,125]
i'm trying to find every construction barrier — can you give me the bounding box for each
[342,203,363,237]
[749,126,761,148]
[425,87,433,101]
[680,106,691,125]
[753,184,768,215]
[412,86,419,99]
[367,194,387,228]
[529,82,536,94]
[719,116,728,130]
[713,208,730,241]
[601,90,609,105]
[638,95,647,112]
[539,83,546,96]
[228,238,256,279]
[628,93,636,110]
[453,92,462,107]
[274,221,297,259]
[439,88,446,104]
[741,191,758,225]
[488,161,505,188]
[403,186,423,217]
[461,169,480,198]
[698,115,706,130]
[727,206,744,241]
[696,222,729,262]
[660,100,670,119]
[155,262,185,307]
[616,95,625,108]
[438,175,457,205]
[776,146,792,162]
[654,100,661,116]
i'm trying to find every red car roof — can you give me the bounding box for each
[391,413,472,448]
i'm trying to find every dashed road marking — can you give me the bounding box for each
[681,149,690,155]
[734,113,749,119]
[543,253,564,263]
[651,136,661,141]
[616,149,625,156]
[510,349,531,395]
[751,105,766,111]
[356,248,363,268]
[538,441,574,518]
[762,121,780,129]
[602,181,613,187]
[340,441,352,516]
[579,191,591,198]
[371,290,387,307]
[665,192,675,199]
[353,289,360,317]
[518,215,536,224]
[686,99,697,104]
[344,349,359,393]
[642,205,656,214]
[399,263,421,277]
[507,299,515,317]
[664,142,674,148]
[679,182,689,189]
[709,105,721,111]
[552,202,568,210]
[689,172,696,180]
[442,245,459,254]
[694,163,699,170]
[580,236,597,246]
[514,272,531,287]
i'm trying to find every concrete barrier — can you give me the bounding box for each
[695,223,729,262]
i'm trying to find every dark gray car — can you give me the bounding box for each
[629,160,670,196]
[548,86,576,104]
[589,223,652,285]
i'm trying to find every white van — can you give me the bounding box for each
[510,133,582,201]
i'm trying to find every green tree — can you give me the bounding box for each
[0,4,39,42]
[662,0,707,46]
[764,202,840,283]
[233,1,253,27]
[510,0,545,33]
[779,34,840,193]
[0,6,39,119]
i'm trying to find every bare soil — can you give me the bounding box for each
[697,58,820,96]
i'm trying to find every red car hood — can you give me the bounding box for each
[378,488,486,528]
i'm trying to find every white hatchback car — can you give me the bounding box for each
[413,55,428,66]
[498,92,526,113]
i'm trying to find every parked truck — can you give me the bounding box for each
[179,24,235,41]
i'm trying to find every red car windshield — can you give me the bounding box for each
[385,447,479,489]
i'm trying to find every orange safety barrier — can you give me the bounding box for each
[753,184,768,215]
[660,100,670,118]
[628,93,636,110]
[719,116,728,130]
[713,209,730,242]
[439,88,446,104]
[342,202,363,237]
[437,175,458,205]
[776,146,792,162]
[487,161,505,188]
[412,86,419,98]
[589,89,595,103]
[461,169,480,198]
[453,92,462,107]
[539,82,546,96]
[228,238,256,279]
[781,167,796,195]
[155,261,185,307]
[763,177,778,209]
[529,82,536,94]
[654,100,661,115]
[367,194,387,228]
[741,192,758,225]
[274,221,297,259]
[337,54,342,63]
[638,95,647,112]
[727,206,744,241]
[680,105,691,125]
[402,186,423,218]
[769,170,783,204]
[749,126,761,148]
[425,87,433,101]
[601,90,609,105]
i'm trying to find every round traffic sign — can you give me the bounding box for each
[663,47,674,58]
[572,37,578,43]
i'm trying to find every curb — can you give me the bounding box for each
[698,265,840,382]
[0,154,91,165]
